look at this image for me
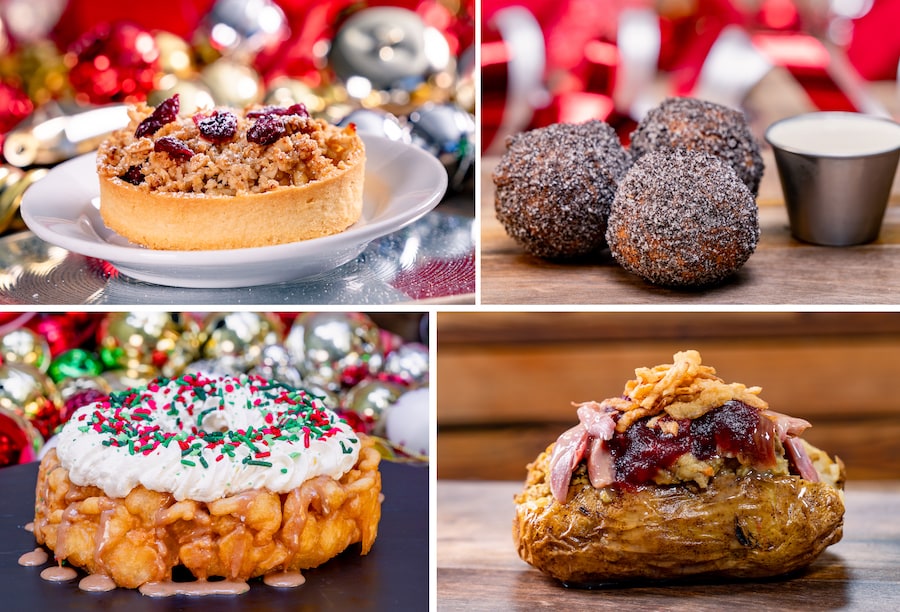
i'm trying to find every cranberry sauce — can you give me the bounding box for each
[691,400,777,467]
[607,401,777,485]
[609,417,691,484]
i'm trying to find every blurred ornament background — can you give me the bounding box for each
[0,311,430,468]
[481,0,900,153]
[0,0,475,235]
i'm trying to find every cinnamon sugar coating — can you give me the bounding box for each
[606,149,759,287]
[630,97,764,196]
[492,120,631,259]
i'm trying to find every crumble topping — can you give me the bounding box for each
[97,98,363,196]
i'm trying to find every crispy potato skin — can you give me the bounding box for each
[514,446,845,585]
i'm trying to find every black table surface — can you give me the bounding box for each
[0,458,428,610]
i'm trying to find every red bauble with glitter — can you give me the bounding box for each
[60,386,110,424]
[67,21,161,104]
[0,81,35,162]
[336,408,369,434]
[0,407,41,467]
[27,312,102,356]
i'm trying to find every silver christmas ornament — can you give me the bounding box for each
[249,344,303,388]
[184,359,242,379]
[342,379,405,436]
[384,387,429,456]
[407,103,475,191]
[329,7,446,91]
[197,0,288,60]
[287,312,384,391]
[384,343,429,387]
[337,108,410,142]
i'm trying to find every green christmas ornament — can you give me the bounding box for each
[48,348,104,383]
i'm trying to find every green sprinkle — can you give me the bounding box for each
[199,456,209,469]
[197,406,217,424]
[245,460,273,467]
[280,468,288,474]
[181,459,196,466]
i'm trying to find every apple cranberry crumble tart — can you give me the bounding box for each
[96,95,365,250]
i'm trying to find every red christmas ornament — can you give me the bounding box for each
[27,312,102,356]
[336,408,369,434]
[0,81,35,163]
[61,387,109,424]
[378,329,405,357]
[340,362,373,388]
[0,313,35,336]
[0,407,41,466]
[67,21,161,104]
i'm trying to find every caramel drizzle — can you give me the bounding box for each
[31,441,381,594]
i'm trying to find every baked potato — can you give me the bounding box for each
[513,350,845,585]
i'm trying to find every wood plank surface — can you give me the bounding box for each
[436,480,900,611]
[436,312,900,481]
[437,335,900,424]
[480,150,900,305]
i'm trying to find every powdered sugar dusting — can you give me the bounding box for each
[606,149,759,287]
[492,120,631,259]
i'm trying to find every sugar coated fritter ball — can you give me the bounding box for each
[606,149,759,288]
[492,120,631,259]
[630,97,764,196]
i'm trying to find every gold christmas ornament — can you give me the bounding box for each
[201,312,283,371]
[9,40,71,104]
[342,379,404,436]
[0,328,51,372]
[154,31,195,78]
[97,312,189,380]
[263,76,326,114]
[0,361,62,441]
[200,58,263,107]
[148,75,216,115]
[0,167,48,235]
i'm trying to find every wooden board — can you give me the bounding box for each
[481,151,900,305]
[437,480,900,611]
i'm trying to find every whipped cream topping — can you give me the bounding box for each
[55,374,361,502]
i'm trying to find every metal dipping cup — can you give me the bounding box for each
[765,112,900,246]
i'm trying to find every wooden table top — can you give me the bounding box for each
[480,151,900,305]
[436,479,900,611]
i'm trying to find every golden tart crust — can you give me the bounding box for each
[96,100,365,251]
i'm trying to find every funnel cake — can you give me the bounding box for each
[33,374,382,591]
[514,350,844,585]
[96,95,365,250]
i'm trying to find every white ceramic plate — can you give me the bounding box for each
[20,135,448,288]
